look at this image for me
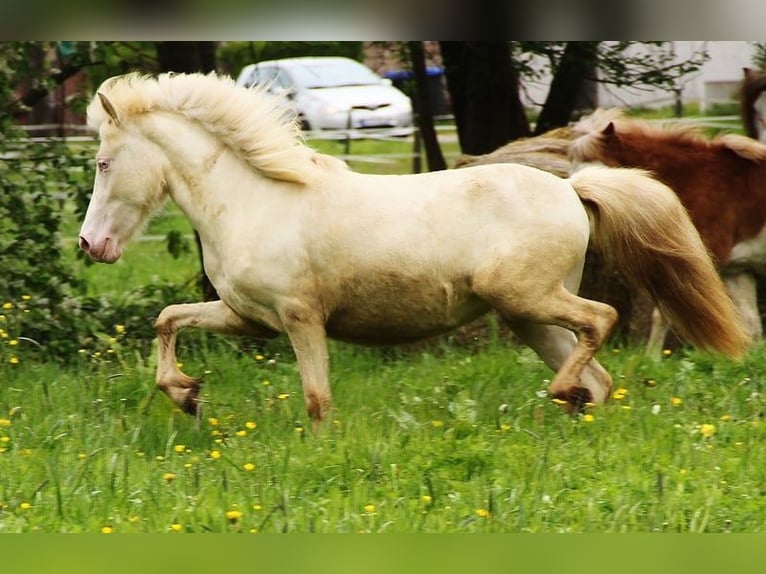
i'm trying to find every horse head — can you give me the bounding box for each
[79,90,169,263]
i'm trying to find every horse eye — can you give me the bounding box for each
[97,158,111,172]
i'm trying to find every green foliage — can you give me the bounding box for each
[0,42,198,360]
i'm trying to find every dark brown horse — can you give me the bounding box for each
[570,108,766,354]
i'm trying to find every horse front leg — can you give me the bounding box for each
[280,307,331,429]
[155,300,278,415]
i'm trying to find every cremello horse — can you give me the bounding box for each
[79,73,747,424]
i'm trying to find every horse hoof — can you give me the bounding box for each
[180,387,201,416]
[553,387,593,414]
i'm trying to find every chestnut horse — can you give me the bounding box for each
[79,73,746,424]
[570,108,766,354]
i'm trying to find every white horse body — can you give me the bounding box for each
[79,73,747,424]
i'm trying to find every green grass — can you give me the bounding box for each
[2,311,766,533]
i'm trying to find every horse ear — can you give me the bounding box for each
[602,122,616,136]
[97,92,120,125]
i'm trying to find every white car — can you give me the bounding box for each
[235,56,414,135]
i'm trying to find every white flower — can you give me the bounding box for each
[651,404,661,415]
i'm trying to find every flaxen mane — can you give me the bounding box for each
[571,108,766,163]
[87,72,348,184]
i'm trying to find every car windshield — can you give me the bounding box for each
[287,60,382,89]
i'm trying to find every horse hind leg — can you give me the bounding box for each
[508,320,614,411]
[480,282,618,412]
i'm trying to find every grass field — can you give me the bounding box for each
[4,123,766,534]
[3,311,766,533]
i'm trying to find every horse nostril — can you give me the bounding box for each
[79,236,90,252]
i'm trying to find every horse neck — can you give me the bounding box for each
[136,111,267,229]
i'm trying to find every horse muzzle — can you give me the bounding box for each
[79,234,122,264]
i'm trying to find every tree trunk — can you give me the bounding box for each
[440,41,530,156]
[534,42,600,135]
[155,41,220,302]
[408,41,446,172]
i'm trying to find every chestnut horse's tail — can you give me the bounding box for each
[569,165,749,358]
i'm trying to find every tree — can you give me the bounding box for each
[441,41,710,152]
[441,41,530,155]
[408,41,446,171]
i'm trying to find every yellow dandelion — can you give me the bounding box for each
[155,455,165,462]
[245,421,257,430]
[174,444,186,453]
[262,380,271,386]
[432,420,444,428]
[255,354,265,361]
[612,388,628,400]
[78,453,87,461]
[19,502,31,510]
[720,414,731,422]
[101,526,113,534]
[363,504,376,514]
[699,423,716,438]
[162,472,176,482]
[252,504,263,511]
[235,430,247,437]
[210,450,222,460]
[114,324,126,334]
[21,295,31,301]
[582,414,595,423]
[2,303,13,310]
[421,495,432,504]
[476,508,490,518]
[621,405,632,411]
[226,509,244,523]
[243,462,256,472]
[128,516,140,524]
[176,362,183,369]
[551,398,567,405]
[208,417,220,427]
[671,397,683,407]
[499,423,511,432]
[9,339,18,346]
[8,357,19,365]
[169,523,182,532]
[662,349,672,356]
[277,393,290,400]
[294,426,304,434]
[0,419,11,427]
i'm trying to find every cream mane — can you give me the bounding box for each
[87,72,348,184]
[571,107,766,162]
